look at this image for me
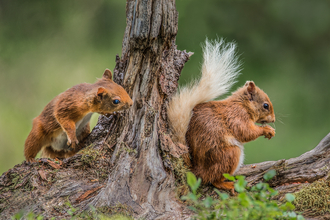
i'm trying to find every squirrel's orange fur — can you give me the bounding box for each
[24,69,133,162]
[186,81,275,193]
[167,39,275,194]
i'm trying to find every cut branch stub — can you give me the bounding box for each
[160,48,193,97]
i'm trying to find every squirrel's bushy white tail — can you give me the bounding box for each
[167,39,241,144]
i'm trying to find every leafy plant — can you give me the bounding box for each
[182,170,304,220]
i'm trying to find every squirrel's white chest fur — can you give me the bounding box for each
[51,113,93,151]
[230,138,245,174]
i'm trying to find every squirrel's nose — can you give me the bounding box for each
[267,115,275,123]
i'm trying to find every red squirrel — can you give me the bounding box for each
[24,69,133,162]
[167,39,275,194]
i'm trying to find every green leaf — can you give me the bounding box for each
[215,189,229,200]
[181,192,199,202]
[27,212,35,220]
[235,175,247,193]
[263,169,276,181]
[188,206,197,212]
[270,190,279,197]
[235,175,245,181]
[255,182,264,191]
[181,195,188,201]
[285,193,295,202]
[186,172,197,189]
[283,211,297,218]
[281,202,295,211]
[67,210,73,216]
[12,211,24,220]
[189,193,198,201]
[234,182,245,193]
[203,196,213,208]
[220,193,229,200]
[297,215,305,220]
[238,192,251,207]
[223,173,235,181]
[254,200,266,208]
[191,178,202,194]
[187,172,201,194]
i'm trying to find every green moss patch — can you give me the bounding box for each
[97,203,134,219]
[171,156,190,198]
[80,144,101,165]
[294,179,330,216]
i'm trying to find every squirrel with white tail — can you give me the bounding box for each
[167,39,275,194]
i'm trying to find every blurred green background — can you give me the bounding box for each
[1,0,330,174]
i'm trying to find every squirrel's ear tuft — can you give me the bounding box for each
[102,69,113,80]
[97,87,106,99]
[245,81,256,95]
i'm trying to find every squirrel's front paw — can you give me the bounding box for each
[263,125,275,140]
[67,139,79,150]
[26,158,37,164]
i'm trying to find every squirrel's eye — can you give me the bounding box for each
[113,99,120,105]
[263,103,269,110]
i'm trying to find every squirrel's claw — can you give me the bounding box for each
[113,111,123,117]
[67,139,79,151]
[26,158,38,164]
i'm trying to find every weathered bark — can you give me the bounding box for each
[85,1,192,219]
[1,0,330,219]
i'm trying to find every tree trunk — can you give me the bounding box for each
[86,0,192,218]
[1,0,330,219]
